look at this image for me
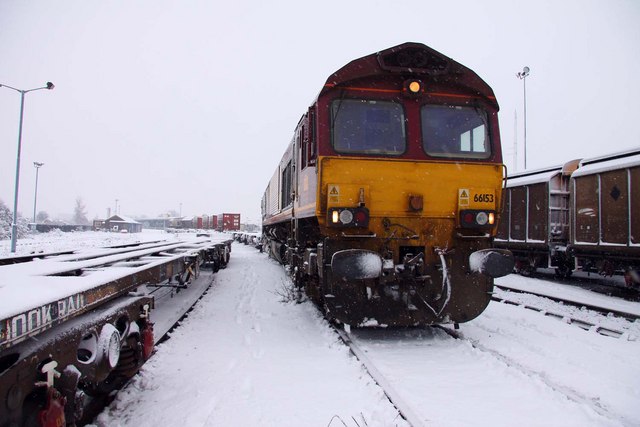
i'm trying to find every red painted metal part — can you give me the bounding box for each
[38,387,66,427]
[141,321,155,360]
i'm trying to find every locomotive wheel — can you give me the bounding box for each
[304,276,323,305]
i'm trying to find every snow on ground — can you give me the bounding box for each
[95,243,406,427]
[0,229,178,257]
[95,243,639,427]
[458,298,640,426]
[351,326,623,427]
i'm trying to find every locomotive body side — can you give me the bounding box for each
[262,43,514,326]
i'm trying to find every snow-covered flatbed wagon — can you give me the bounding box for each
[0,236,232,426]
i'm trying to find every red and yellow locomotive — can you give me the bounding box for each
[262,42,513,326]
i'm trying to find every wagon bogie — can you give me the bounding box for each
[0,296,153,426]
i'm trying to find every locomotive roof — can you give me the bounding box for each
[321,42,498,109]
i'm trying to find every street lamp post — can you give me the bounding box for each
[33,162,44,223]
[516,67,530,170]
[0,81,55,252]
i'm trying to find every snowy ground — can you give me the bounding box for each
[95,242,406,427]
[0,228,180,257]
[2,231,638,426]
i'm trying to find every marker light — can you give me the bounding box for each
[332,210,339,224]
[403,79,424,97]
[464,212,474,224]
[355,210,368,224]
[488,212,495,225]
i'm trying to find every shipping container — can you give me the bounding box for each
[217,213,241,231]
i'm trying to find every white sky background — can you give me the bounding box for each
[1,0,639,224]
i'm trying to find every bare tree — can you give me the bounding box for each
[73,197,89,225]
[36,211,49,222]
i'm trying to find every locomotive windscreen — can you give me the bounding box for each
[421,105,491,159]
[331,99,405,155]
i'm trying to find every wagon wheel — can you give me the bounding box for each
[514,261,534,276]
[85,332,145,397]
[554,264,573,279]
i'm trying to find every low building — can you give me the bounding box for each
[136,217,183,230]
[102,215,142,233]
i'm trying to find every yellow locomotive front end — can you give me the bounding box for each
[316,156,508,325]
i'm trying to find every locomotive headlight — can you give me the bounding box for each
[339,209,354,224]
[409,81,421,93]
[332,210,339,224]
[488,212,495,225]
[476,211,489,225]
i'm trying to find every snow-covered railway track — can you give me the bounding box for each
[494,284,640,322]
[493,284,640,339]
[332,325,426,427]
[436,324,628,425]
[491,294,627,338]
[332,320,634,427]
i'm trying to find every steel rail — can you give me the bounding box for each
[491,286,636,339]
[332,325,425,427]
[494,284,639,322]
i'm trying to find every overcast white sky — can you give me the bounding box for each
[1,0,639,224]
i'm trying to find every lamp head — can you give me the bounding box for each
[516,66,531,79]
[46,82,55,90]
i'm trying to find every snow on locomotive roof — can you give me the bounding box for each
[572,149,640,178]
